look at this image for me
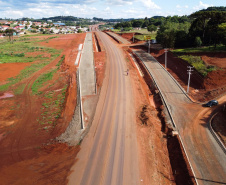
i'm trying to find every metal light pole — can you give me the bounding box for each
[187,66,194,93]
[164,48,168,69]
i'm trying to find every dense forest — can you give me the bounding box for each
[113,7,226,48]
[93,17,134,22]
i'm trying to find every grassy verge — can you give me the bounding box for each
[173,45,226,53]
[56,55,65,69]
[31,55,65,94]
[112,28,157,40]
[31,69,57,94]
[135,33,156,40]
[37,84,68,128]
[178,55,216,76]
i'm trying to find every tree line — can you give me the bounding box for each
[113,6,226,48]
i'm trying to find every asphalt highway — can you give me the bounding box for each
[68,31,140,185]
[133,49,226,185]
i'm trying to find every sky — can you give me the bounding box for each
[0,0,225,19]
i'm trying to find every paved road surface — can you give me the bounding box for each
[80,33,96,96]
[133,49,226,185]
[107,32,131,44]
[68,31,140,185]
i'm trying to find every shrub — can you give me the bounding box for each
[194,36,202,47]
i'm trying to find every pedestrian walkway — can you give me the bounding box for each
[79,33,96,96]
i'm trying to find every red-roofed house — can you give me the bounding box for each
[0,25,10,31]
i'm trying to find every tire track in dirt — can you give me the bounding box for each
[9,55,64,164]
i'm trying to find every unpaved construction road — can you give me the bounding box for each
[68,31,140,185]
[133,49,226,185]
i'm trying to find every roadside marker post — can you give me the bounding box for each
[164,48,168,69]
[187,66,194,93]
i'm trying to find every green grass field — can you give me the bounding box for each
[112,28,157,40]
[0,36,61,93]
[173,45,226,53]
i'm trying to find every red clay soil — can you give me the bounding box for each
[117,32,145,43]
[125,49,176,184]
[0,33,86,185]
[131,45,226,101]
[0,62,31,83]
[126,47,196,184]
[93,32,106,90]
[0,143,80,185]
[211,108,226,146]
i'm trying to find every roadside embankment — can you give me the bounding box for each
[127,47,196,185]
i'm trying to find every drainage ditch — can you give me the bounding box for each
[128,48,196,185]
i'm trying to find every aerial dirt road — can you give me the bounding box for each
[68,31,140,185]
[133,50,226,185]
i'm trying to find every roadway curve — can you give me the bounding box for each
[133,50,226,185]
[68,31,140,185]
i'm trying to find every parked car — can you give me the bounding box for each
[203,100,218,107]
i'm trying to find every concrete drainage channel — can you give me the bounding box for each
[57,32,99,145]
[129,49,197,185]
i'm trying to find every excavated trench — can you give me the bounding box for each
[93,32,101,52]
[129,49,196,185]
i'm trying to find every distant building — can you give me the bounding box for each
[53,23,65,26]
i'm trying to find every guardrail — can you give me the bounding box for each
[132,50,199,185]
[133,51,176,128]
[77,68,85,129]
[209,110,226,154]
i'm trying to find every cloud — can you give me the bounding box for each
[105,7,110,11]
[1,10,24,18]
[106,0,133,6]
[0,0,98,10]
[193,1,213,10]
[139,0,160,10]
[176,5,189,9]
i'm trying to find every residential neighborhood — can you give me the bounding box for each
[0,19,89,36]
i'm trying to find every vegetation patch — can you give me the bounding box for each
[135,33,156,40]
[172,45,226,53]
[37,85,68,128]
[14,84,26,95]
[178,55,216,76]
[0,36,61,92]
[32,69,57,94]
[56,55,65,69]
[0,37,60,64]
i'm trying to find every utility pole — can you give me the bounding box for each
[148,40,151,53]
[133,33,135,43]
[164,48,168,69]
[187,66,194,93]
